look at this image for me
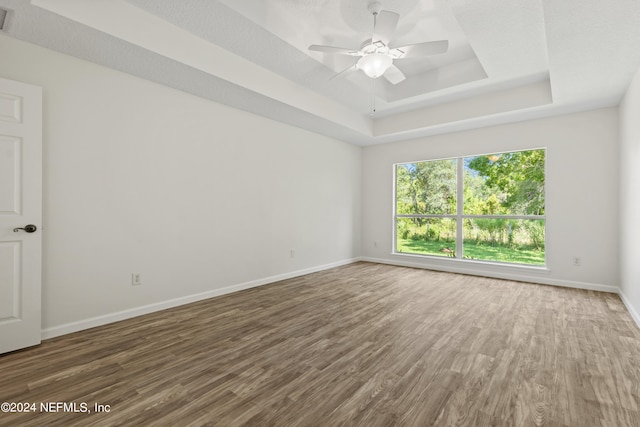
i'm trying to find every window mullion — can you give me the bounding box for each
[456,157,464,259]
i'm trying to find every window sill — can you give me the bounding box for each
[391,251,550,272]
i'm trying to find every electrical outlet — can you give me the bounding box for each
[290,249,296,259]
[572,257,581,267]
[132,273,142,286]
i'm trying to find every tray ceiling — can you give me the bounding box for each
[1,0,639,145]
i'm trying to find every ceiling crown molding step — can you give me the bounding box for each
[0,0,638,146]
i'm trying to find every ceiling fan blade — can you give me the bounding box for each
[309,45,361,56]
[383,64,406,85]
[390,40,449,59]
[329,63,358,80]
[373,11,400,45]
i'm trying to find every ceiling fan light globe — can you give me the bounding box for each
[357,53,393,78]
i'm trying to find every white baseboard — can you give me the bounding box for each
[42,256,631,340]
[618,290,640,329]
[359,256,619,294]
[41,257,361,340]
[363,256,639,329]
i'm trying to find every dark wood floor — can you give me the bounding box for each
[1,262,639,426]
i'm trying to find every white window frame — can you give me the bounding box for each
[393,149,547,267]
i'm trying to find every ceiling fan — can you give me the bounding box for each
[308,1,448,85]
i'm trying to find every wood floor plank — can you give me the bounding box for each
[1,261,639,426]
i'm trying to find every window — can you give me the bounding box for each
[394,149,545,266]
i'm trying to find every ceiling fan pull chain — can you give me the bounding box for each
[372,13,377,43]
[371,77,376,115]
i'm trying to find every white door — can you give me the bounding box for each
[0,77,42,354]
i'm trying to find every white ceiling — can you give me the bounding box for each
[1,0,639,145]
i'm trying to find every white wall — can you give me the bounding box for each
[0,32,629,337]
[620,65,640,324]
[0,35,361,334]
[362,109,620,291]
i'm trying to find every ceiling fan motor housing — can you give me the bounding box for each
[368,1,383,16]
